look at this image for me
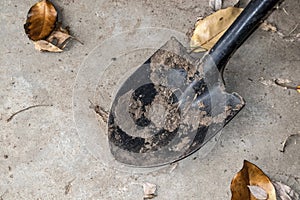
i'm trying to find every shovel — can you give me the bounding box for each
[108,0,281,167]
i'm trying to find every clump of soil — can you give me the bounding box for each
[128,83,180,133]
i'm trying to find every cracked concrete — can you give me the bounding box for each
[0,0,299,199]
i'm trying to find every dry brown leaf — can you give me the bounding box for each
[273,181,300,200]
[47,27,73,49]
[33,29,73,53]
[231,160,277,200]
[33,26,77,52]
[190,7,243,52]
[48,30,72,49]
[24,0,57,41]
[34,40,63,52]
[24,1,82,52]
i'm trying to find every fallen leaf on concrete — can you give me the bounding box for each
[231,160,277,200]
[279,134,300,153]
[247,185,268,200]
[273,181,300,200]
[47,28,72,49]
[143,182,157,199]
[190,7,243,52]
[24,0,82,52]
[24,0,57,41]
[34,40,63,52]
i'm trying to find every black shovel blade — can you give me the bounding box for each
[107,0,281,167]
[107,37,245,167]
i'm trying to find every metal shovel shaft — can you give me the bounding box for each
[209,0,281,74]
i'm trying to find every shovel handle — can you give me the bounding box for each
[209,0,281,72]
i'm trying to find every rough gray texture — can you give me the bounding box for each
[0,0,299,199]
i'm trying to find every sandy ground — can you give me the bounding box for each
[0,0,299,199]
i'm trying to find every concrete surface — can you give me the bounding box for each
[0,0,299,199]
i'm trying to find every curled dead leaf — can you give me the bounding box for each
[24,1,82,52]
[231,160,277,200]
[34,40,63,52]
[190,7,243,52]
[47,26,73,49]
[273,181,300,200]
[24,0,57,41]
